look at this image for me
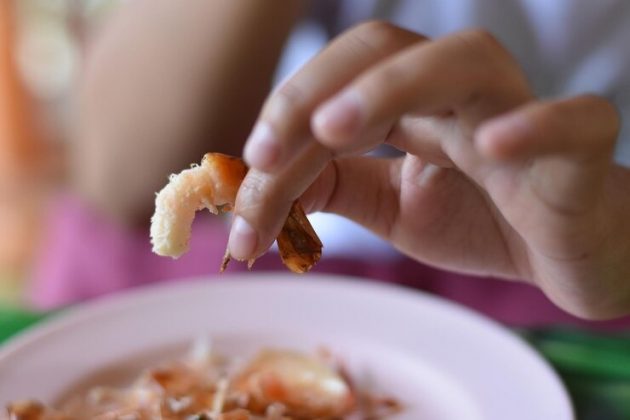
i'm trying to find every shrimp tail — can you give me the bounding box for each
[276,201,323,274]
[220,248,231,273]
[220,201,321,274]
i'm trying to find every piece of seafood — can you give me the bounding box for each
[3,346,401,419]
[150,153,322,273]
[2,400,70,420]
[231,350,355,418]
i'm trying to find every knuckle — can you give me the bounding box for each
[539,96,619,155]
[352,20,399,41]
[453,29,527,100]
[347,20,417,52]
[584,95,621,149]
[583,95,620,126]
[543,100,567,117]
[364,62,404,94]
[275,81,305,107]
[455,28,513,70]
[266,81,308,123]
[460,28,504,54]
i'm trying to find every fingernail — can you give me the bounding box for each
[243,122,280,170]
[228,216,258,261]
[314,89,364,139]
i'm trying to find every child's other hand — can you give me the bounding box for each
[230,22,628,319]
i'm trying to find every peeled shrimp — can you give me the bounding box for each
[150,153,322,273]
[3,400,69,420]
[232,350,355,418]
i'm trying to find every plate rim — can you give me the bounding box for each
[0,273,574,418]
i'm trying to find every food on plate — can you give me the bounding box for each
[2,344,402,419]
[150,153,322,273]
[232,350,354,418]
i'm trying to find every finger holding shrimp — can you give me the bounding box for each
[232,21,423,260]
[228,144,331,261]
[243,21,423,173]
[233,25,533,262]
[229,21,630,319]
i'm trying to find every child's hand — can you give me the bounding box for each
[229,22,629,319]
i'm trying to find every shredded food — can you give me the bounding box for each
[3,342,402,420]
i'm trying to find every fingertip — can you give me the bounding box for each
[227,216,258,261]
[312,89,364,148]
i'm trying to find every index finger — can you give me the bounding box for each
[312,30,532,152]
[231,22,424,261]
[243,21,423,172]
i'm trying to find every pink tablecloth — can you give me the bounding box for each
[29,194,630,330]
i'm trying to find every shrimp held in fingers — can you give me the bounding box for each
[151,153,246,258]
[150,153,322,273]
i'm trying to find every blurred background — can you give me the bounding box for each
[2,3,630,418]
[0,0,118,304]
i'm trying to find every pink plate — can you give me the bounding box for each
[0,274,573,419]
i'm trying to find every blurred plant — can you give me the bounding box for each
[523,328,630,420]
[0,305,50,342]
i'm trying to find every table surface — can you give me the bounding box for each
[1,306,629,420]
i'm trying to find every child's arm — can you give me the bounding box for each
[73,0,302,225]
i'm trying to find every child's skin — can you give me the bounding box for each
[77,2,630,320]
[228,22,630,320]
[74,0,301,224]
